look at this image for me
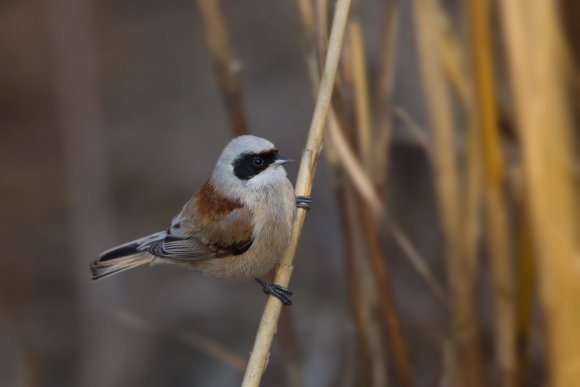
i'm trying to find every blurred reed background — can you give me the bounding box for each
[0,0,578,386]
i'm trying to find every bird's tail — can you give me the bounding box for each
[90,231,165,280]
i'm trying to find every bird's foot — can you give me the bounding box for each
[255,278,293,306]
[295,195,312,210]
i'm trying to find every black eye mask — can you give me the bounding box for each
[232,149,278,180]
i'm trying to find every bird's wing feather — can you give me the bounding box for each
[148,181,254,261]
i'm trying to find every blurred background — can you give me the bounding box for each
[0,0,578,386]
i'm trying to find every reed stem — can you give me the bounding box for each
[240,1,352,385]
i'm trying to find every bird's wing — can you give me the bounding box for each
[148,181,254,261]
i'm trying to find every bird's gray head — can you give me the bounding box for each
[210,135,292,200]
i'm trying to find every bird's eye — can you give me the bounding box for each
[253,157,264,166]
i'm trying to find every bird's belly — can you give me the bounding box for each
[192,249,278,278]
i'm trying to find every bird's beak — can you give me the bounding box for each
[274,155,294,165]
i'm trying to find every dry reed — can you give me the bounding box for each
[241,1,352,385]
[373,0,399,190]
[514,210,534,387]
[196,0,249,136]
[465,1,515,385]
[499,1,580,386]
[410,1,483,386]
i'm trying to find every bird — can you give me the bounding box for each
[90,135,311,305]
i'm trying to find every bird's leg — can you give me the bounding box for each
[255,277,293,306]
[295,195,312,210]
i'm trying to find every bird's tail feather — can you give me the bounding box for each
[91,253,154,280]
[91,231,165,280]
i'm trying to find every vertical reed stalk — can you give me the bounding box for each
[460,85,484,387]
[197,0,249,136]
[514,209,533,387]
[348,22,372,168]
[409,1,483,386]
[241,1,352,384]
[338,182,381,386]
[499,1,580,386]
[465,1,515,386]
[374,0,399,191]
[438,13,470,109]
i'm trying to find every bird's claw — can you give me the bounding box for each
[255,278,293,306]
[295,195,312,210]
